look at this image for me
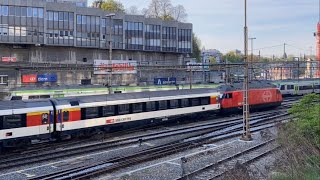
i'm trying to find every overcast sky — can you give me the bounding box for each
[88,0,318,57]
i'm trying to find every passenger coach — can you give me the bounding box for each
[51,89,221,138]
[0,100,53,150]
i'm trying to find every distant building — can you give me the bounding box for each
[235,49,242,55]
[202,49,222,64]
[46,0,88,7]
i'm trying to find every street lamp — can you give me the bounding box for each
[105,13,115,93]
[248,37,256,80]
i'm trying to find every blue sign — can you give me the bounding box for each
[154,78,176,85]
[37,74,57,82]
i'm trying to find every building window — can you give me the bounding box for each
[9,6,15,16]
[32,7,38,17]
[21,7,27,17]
[0,75,8,85]
[39,8,43,18]
[27,7,32,17]
[2,6,8,16]
[15,6,21,16]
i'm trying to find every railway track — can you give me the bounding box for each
[177,139,279,180]
[0,110,286,170]
[26,111,289,180]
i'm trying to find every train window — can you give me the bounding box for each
[181,99,190,107]
[132,103,143,113]
[40,95,50,99]
[280,85,285,90]
[29,95,40,99]
[83,107,99,119]
[287,85,294,90]
[225,93,233,99]
[200,97,210,105]
[170,99,179,108]
[118,104,130,115]
[146,101,156,112]
[11,96,22,100]
[42,113,49,124]
[315,85,320,89]
[70,101,79,106]
[191,98,200,106]
[102,106,116,117]
[2,114,26,129]
[300,86,313,90]
[63,111,69,121]
[158,100,168,110]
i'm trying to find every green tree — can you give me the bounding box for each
[222,51,243,63]
[94,0,125,12]
[209,57,217,64]
[192,33,201,62]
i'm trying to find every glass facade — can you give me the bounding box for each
[76,15,100,47]
[162,26,177,52]
[101,18,123,49]
[125,21,143,50]
[145,24,161,51]
[178,29,192,53]
[47,11,74,45]
[0,5,44,43]
[0,2,192,54]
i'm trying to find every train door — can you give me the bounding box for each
[39,112,52,135]
[57,109,63,131]
[294,85,299,95]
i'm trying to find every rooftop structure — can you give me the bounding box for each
[46,0,87,7]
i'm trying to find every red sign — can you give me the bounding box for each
[2,57,17,62]
[106,119,114,124]
[22,74,37,83]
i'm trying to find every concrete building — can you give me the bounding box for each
[0,0,192,64]
[202,49,222,64]
[0,0,193,92]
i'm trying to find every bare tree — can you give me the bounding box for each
[144,0,187,22]
[172,5,187,22]
[126,6,140,15]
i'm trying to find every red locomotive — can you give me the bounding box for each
[219,81,283,113]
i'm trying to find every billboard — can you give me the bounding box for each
[37,74,57,82]
[186,62,209,72]
[2,57,17,62]
[154,78,177,85]
[94,60,137,74]
[22,74,37,83]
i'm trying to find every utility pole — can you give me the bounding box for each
[310,46,313,78]
[189,68,192,89]
[249,37,256,80]
[283,43,287,59]
[106,13,115,93]
[241,0,251,141]
[225,57,229,84]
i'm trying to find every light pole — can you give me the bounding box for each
[249,37,256,80]
[105,13,115,93]
[241,0,251,141]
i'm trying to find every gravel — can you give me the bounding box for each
[102,127,279,180]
